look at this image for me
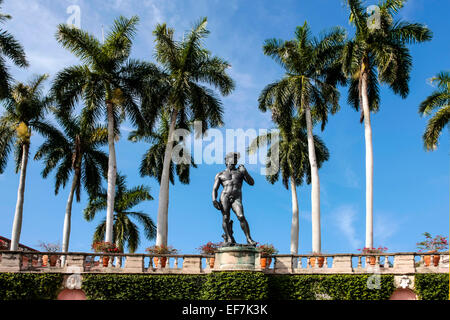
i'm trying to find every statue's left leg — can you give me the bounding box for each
[232,199,256,246]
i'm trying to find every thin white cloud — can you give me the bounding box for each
[344,166,359,188]
[374,213,399,244]
[332,205,362,249]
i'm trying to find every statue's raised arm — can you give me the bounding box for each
[238,164,254,186]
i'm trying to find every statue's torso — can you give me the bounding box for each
[219,169,244,199]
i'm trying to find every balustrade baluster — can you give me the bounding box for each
[323,257,328,269]
[357,256,362,268]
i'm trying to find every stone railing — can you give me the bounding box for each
[0,251,214,274]
[0,250,447,274]
[265,252,449,274]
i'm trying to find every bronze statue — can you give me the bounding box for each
[212,152,257,246]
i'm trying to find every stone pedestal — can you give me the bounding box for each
[215,245,258,271]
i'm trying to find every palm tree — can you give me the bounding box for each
[248,114,329,254]
[53,15,162,244]
[259,22,345,253]
[342,0,432,248]
[0,0,28,98]
[84,174,156,253]
[151,17,234,246]
[34,109,108,257]
[0,74,53,250]
[129,111,197,185]
[419,71,449,150]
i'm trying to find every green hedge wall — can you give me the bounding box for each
[268,275,395,300]
[81,273,395,300]
[415,273,449,300]
[82,274,206,300]
[201,272,269,300]
[0,273,63,300]
[1,273,447,300]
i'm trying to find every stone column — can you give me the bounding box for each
[332,256,353,273]
[0,252,22,272]
[124,256,144,273]
[274,256,293,274]
[393,254,415,274]
[182,256,203,273]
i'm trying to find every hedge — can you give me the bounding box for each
[82,274,206,300]
[81,273,395,300]
[1,273,447,300]
[201,272,269,300]
[0,273,63,300]
[268,274,395,300]
[415,273,449,300]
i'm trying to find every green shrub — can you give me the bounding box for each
[82,274,205,300]
[320,274,395,300]
[415,273,449,300]
[268,275,323,300]
[201,272,269,300]
[0,273,63,300]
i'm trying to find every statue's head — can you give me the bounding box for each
[225,152,240,169]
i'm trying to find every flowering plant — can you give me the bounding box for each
[417,232,448,252]
[257,243,278,257]
[358,246,388,254]
[91,241,120,253]
[0,239,8,250]
[197,242,220,254]
[146,245,178,254]
[38,241,61,253]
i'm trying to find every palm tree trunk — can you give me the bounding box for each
[61,166,80,265]
[105,101,117,243]
[290,176,299,255]
[305,105,321,254]
[155,109,178,246]
[10,143,29,251]
[361,69,374,249]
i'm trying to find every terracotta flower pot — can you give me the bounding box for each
[433,254,440,267]
[367,256,376,266]
[317,256,325,268]
[153,257,167,268]
[310,257,316,267]
[49,255,59,267]
[42,255,49,267]
[424,251,437,267]
[260,257,272,269]
[208,257,215,268]
[102,256,109,267]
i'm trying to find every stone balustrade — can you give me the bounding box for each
[0,250,447,274]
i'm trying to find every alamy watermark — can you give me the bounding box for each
[367,5,381,30]
[170,121,280,176]
[66,4,81,29]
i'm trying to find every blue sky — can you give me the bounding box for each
[0,0,448,255]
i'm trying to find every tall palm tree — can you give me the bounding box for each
[0,74,53,250]
[248,114,329,254]
[34,109,108,257]
[0,0,28,98]
[84,174,156,253]
[53,16,162,244]
[342,0,432,248]
[151,17,234,246]
[419,71,449,150]
[259,22,345,253]
[129,111,197,185]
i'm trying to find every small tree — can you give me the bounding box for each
[417,232,448,252]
